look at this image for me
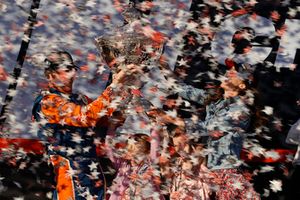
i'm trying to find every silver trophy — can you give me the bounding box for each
[95,3,163,71]
[95,3,168,135]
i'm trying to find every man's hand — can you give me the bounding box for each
[111,64,143,86]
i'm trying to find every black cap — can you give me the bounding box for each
[44,51,78,72]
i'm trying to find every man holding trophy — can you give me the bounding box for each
[32,50,137,200]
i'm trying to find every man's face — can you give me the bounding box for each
[48,67,76,89]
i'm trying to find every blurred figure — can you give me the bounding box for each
[0,65,8,81]
[285,118,300,200]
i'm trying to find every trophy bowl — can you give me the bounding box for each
[95,31,163,68]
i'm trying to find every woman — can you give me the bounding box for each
[149,69,260,199]
[177,69,260,200]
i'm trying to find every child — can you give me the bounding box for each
[162,129,212,200]
[106,131,164,200]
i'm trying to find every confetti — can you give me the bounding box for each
[0,0,299,199]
